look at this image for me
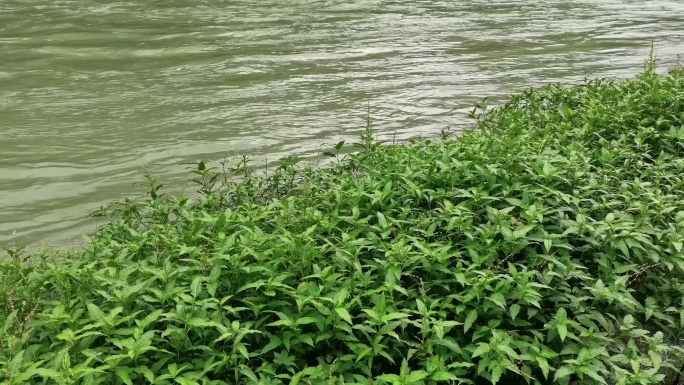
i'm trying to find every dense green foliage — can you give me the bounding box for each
[3,62,684,385]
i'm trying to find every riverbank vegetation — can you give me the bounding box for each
[2,60,684,385]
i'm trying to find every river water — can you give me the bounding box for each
[1,0,683,248]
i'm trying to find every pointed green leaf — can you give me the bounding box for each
[614,238,629,257]
[266,319,293,327]
[491,365,504,385]
[497,344,518,359]
[294,316,322,326]
[553,366,574,381]
[407,370,428,383]
[239,367,259,384]
[489,293,506,309]
[432,338,461,353]
[416,299,427,314]
[355,346,373,363]
[237,344,249,359]
[583,368,607,384]
[8,350,24,377]
[190,276,201,297]
[556,307,567,321]
[335,307,353,325]
[299,334,314,346]
[377,212,388,228]
[464,309,477,333]
[139,309,164,329]
[87,303,108,325]
[115,368,134,385]
[557,323,568,341]
[510,304,521,321]
[536,357,550,379]
[261,337,282,354]
[176,377,200,385]
[24,368,61,380]
[431,371,458,381]
[136,366,155,383]
[471,343,490,358]
[513,225,535,238]
[376,374,400,383]
[382,312,409,322]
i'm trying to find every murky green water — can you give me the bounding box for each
[1,0,683,247]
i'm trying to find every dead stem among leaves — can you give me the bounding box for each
[2,62,684,385]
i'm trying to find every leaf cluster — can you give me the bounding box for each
[2,63,684,385]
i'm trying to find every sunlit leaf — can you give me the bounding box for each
[335,307,353,325]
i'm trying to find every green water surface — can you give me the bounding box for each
[1,0,683,247]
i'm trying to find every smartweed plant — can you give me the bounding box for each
[2,59,684,385]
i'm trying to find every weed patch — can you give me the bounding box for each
[2,62,684,385]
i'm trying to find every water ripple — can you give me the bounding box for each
[1,0,683,246]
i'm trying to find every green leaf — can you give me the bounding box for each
[87,303,108,325]
[335,287,349,305]
[645,297,656,321]
[139,309,164,329]
[556,307,567,321]
[471,343,490,358]
[290,369,305,385]
[261,337,282,354]
[407,370,428,383]
[555,307,568,341]
[266,319,294,327]
[376,374,400,383]
[489,293,506,309]
[56,328,76,342]
[509,304,521,321]
[513,224,535,238]
[431,371,458,381]
[115,368,134,385]
[382,312,409,322]
[553,366,574,381]
[190,276,201,297]
[294,316,322,326]
[536,357,550,379]
[335,307,353,325]
[239,367,259,384]
[176,377,200,385]
[496,344,518,359]
[432,339,461,353]
[136,366,155,383]
[557,322,568,341]
[25,368,62,380]
[490,365,504,384]
[8,350,24,377]
[237,344,250,359]
[1,311,17,336]
[299,335,314,346]
[377,212,388,228]
[355,346,373,363]
[416,299,427,314]
[464,309,477,333]
[362,309,381,322]
[583,368,607,384]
